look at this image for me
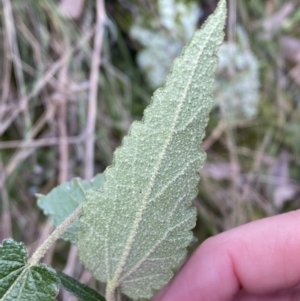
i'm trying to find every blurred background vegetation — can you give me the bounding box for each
[1,0,300,300]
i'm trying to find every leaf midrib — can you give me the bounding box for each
[118,160,198,284]
[108,17,220,289]
[0,266,27,301]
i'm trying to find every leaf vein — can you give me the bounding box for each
[0,267,27,301]
[124,273,167,284]
[149,158,199,204]
[110,25,209,288]
[118,195,187,283]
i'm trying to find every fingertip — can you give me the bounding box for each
[151,210,300,301]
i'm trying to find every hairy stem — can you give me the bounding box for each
[105,281,116,301]
[29,206,82,266]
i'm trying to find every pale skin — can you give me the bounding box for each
[152,210,300,301]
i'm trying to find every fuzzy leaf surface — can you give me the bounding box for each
[0,239,59,301]
[37,174,102,243]
[78,1,226,299]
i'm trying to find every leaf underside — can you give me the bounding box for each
[0,239,59,301]
[37,174,102,244]
[78,1,226,299]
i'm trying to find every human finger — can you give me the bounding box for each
[232,285,300,301]
[152,210,300,301]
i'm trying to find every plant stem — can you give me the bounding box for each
[105,281,116,301]
[29,206,82,266]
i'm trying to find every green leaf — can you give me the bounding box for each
[37,174,103,243]
[0,239,59,301]
[78,1,226,299]
[56,270,106,301]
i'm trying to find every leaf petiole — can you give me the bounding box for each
[29,205,82,266]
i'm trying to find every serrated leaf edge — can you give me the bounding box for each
[105,0,226,294]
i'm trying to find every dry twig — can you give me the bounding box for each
[85,0,106,179]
